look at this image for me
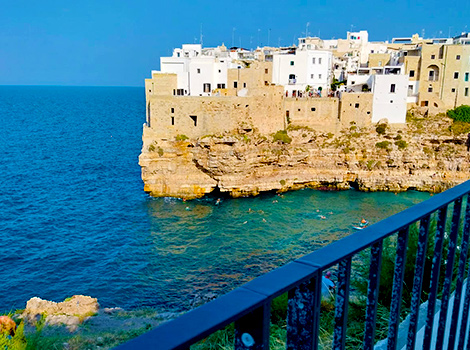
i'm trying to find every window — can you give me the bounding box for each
[234,81,238,88]
[465,73,469,82]
[390,100,394,103]
[390,84,396,93]
[355,103,359,108]
[431,54,435,59]
[319,74,322,79]
[454,72,459,79]
[319,58,322,64]
[452,88,456,92]
[428,87,433,92]
[243,83,247,88]
[457,55,461,60]
[197,68,201,73]
[298,108,301,112]
[217,83,226,89]
[421,101,429,107]
[171,108,174,113]
[428,70,435,81]
[378,61,383,67]
[218,69,221,73]
[311,107,316,111]
[203,83,211,93]
[286,110,290,117]
[409,70,415,77]
[171,117,174,125]
[290,61,294,66]
[265,69,269,74]
[312,58,316,64]
[466,88,469,97]
[189,115,197,126]
[176,89,184,95]
[311,74,314,79]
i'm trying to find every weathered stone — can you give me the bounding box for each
[0,316,16,335]
[140,120,470,199]
[22,295,99,330]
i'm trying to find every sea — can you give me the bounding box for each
[0,86,431,314]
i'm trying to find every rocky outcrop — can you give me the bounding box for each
[22,295,99,331]
[140,116,470,199]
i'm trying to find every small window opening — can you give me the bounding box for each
[171,108,174,113]
[355,103,359,108]
[189,115,197,126]
[171,117,174,125]
[311,107,316,112]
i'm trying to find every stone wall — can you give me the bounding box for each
[339,92,373,127]
[285,97,340,133]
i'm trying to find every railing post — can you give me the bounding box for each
[406,215,431,350]
[436,198,463,349]
[363,240,384,350]
[235,302,271,350]
[333,257,352,350]
[387,227,410,350]
[423,205,448,350]
[449,195,470,350]
[287,272,322,350]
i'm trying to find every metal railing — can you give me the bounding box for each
[116,180,470,350]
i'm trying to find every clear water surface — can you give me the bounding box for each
[0,86,431,313]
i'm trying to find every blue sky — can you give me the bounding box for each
[1,0,469,86]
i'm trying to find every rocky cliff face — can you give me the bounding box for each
[139,115,470,199]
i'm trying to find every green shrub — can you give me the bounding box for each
[273,130,292,144]
[148,144,156,152]
[376,123,387,135]
[175,134,189,141]
[375,141,391,150]
[157,147,164,157]
[449,121,470,135]
[394,134,402,140]
[447,105,470,123]
[395,140,408,150]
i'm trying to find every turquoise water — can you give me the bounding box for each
[0,86,431,314]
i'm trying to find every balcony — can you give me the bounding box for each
[117,180,470,350]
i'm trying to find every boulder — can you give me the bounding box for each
[0,316,16,335]
[22,295,99,331]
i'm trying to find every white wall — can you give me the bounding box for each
[273,49,332,93]
[372,74,409,123]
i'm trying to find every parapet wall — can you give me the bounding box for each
[145,72,375,139]
[147,85,285,139]
[284,97,340,133]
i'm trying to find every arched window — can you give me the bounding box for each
[427,65,440,81]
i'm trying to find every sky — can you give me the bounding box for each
[1,0,469,87]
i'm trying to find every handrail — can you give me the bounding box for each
[116,180,470,350]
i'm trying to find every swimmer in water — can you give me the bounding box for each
[215,198,221,205]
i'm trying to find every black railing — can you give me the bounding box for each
[116,180,470,350]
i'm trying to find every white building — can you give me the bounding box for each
[346,66,409,123]
[272,48,333,95]
[371,74,408,123]
[156,44,239,96]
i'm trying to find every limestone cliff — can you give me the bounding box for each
[139,114,470,199]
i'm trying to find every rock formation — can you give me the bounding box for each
[22,295,99,332]
[0,316,16,335]
[140,114,470,199]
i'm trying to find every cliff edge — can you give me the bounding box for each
[139,113,470,199]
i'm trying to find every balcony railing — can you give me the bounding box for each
[116,180,470,350]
